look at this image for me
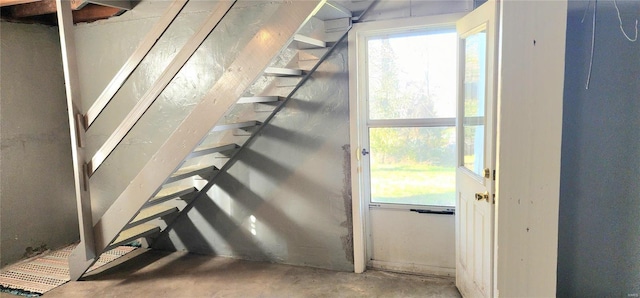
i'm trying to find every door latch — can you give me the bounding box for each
[362,148,369,156]
[475,191,490,202]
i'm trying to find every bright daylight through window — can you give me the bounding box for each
[367,30,457,207]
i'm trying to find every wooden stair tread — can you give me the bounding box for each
[237,96,281,104]
[314,1,352,21]
[171,165,217,178]
[152,185,198,201]
[264,67,303,77]
[111,224,160,248]
[130,204,178,226]
[166,165,218,184]
[211,121,260,132]
[293,34,326,49]
[188,143,238,159]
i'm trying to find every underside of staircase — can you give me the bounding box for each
[54,0,374,281]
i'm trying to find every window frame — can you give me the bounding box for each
[353,17,463,211]
[348,12,470,274]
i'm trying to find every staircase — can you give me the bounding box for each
[55,0,373,280]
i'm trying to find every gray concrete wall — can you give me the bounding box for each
[558,1,640,296]
[0,21,77,267]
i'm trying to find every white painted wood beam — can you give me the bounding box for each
[494,0,567,296]
[85,0,188,128]
[88,0,236,176]
[55,0,96,281]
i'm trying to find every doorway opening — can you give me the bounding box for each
[348,14,465,277]
[349,2,498,295]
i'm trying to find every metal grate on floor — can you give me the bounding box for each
[0,244,137,296]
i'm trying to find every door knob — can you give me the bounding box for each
[475,191,489,202]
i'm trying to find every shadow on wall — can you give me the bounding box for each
[154,41,355,271]
[161,191,269,261]
[558,1,640,297]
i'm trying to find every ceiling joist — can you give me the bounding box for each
[10,0,62,18]
[81,0,131,10]
[0,0,40,7]
[1,0,131,24]
[72,3,122,23]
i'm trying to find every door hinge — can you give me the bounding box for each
[485,168,497,180]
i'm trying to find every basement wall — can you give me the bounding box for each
[0,22,77,267]
[558,1,640,296]
[72,0,474,272]
[153,0,472,271]
[73,1,355,271]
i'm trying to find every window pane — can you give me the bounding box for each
[462,31,486,176]
[367,32,457,120]
[369,127,456,206]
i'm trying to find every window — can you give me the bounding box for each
[365,29,457,207]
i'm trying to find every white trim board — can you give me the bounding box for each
[348,12,466,275]
[493,0,566,296]
[369,260,456,278]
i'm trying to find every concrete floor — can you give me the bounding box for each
[39,249,460,297]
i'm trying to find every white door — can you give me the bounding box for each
[351,16,462,276]
[455,1,498,297]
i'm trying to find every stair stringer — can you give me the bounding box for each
[68,0,326,280]
[152,28,353,251]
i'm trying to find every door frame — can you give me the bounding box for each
[455,1,499,296]
[349,1,566,295]
[348,13,467,274]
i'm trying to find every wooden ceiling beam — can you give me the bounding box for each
[83,0,131,10]
[72,0,89,9]
[8,0,124,22]
[9,0,85,18]
[1,0,130,24]
[70,0,87,9]
[0,0,41,7]
[71,3,122,23]
[10,0,55,17]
